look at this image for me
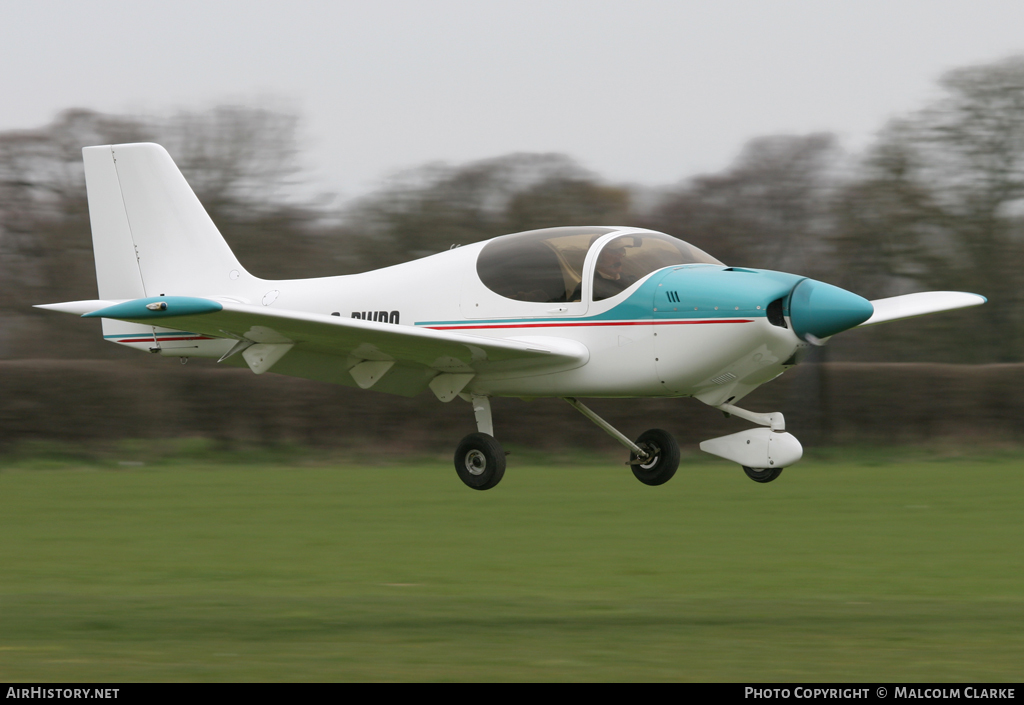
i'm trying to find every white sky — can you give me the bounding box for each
[3,0,1024,200]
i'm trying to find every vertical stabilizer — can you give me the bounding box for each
[82,143,254,300]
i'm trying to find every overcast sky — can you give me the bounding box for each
[3,0,1024,199]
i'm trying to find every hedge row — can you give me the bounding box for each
[2,359,1021,451]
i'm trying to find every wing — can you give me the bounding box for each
[859,291,987,327]
[39,296,589,399]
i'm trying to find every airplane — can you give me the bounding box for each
[37,143,986,490]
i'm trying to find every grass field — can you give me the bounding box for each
[1,444,1022,681]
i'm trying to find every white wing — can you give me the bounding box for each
[859,291,986,327]
[39,297,589,399]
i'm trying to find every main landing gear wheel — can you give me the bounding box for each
[454,432,506,490]
[743,466,784,483]
[630,429,680,486]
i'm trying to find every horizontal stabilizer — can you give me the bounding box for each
[82,296,223,320]
[860,291,986,327]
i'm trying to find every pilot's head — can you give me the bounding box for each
[596,247,626,280]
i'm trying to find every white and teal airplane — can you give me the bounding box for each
[38,143,986,489]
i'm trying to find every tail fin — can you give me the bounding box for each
[83,143,252,299]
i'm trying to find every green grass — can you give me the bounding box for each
[0,447,1022,681]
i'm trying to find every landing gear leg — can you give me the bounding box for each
[563,397,680,486]
[454,395,506,490]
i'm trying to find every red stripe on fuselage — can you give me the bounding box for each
[115,336,214,343]
[424,319,754,331]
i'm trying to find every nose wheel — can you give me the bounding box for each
[743,466,784,483]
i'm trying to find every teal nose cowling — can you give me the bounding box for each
[788,279,874,342]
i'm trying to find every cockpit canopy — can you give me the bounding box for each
[475,226,723,303]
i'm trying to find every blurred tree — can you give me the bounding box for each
[340,153,631,270]
[161,106,303,216]
[503,177,631,233]
[156,106,356,280]
[642,133,842,281]
[833,55,1024,362]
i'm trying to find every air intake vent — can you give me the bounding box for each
[767,298,787,328]
[711,372,737,385]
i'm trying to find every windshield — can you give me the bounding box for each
[592,233,723,301]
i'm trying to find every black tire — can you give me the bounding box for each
[454,433,506,490]
[630,428,680,486]
[743,466,784,483]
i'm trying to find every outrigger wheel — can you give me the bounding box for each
[629,429,680,486]
[454,432,506,490]
[743,466,783,483]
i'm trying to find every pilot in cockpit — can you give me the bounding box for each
[572,244,635,302]
[592,245,634,300]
